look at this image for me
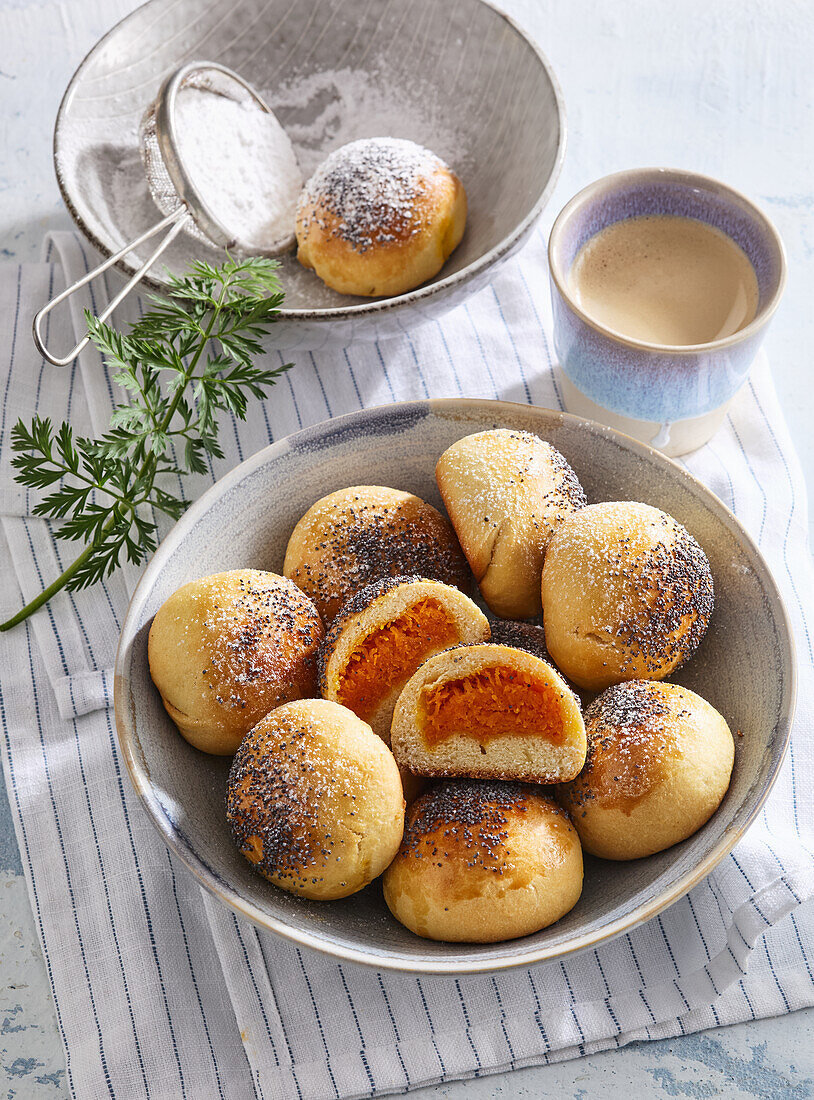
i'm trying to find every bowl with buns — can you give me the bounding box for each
[56,0,565,349]
[115,400,794,972]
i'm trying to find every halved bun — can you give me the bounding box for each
[391,642,586,783]
[319,575,489,743]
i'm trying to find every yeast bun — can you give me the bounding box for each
[542,501,713,692]
[227,699,404,899]
[296,137,467,297]
[558,680,734,860]
[283,485,470,625]
[383,780,583,942]
[148,569,323,755]
[436,429,586,618]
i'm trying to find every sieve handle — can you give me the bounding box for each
[33,208,190,367]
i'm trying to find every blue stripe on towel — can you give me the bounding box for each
[166,852,227,1100]
[296,948,340,1098]
[0,638,77,1098]
[67,680,151,1094]
[24,624,116,1097]
[337,965,378,1095]
[376,974,411,1087]
[230,915,281,1072]
[415,978,447,1075]
[454,979,483,1074]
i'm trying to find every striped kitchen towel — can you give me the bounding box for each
[0,225,812,1100]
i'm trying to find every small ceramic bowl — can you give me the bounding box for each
[548,169,786,456]
[114,399,794,973]
[54,0,565,349]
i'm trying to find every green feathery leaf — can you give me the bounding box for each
[2,255,292,629]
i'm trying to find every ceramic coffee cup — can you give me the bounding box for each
[548,168,786,456]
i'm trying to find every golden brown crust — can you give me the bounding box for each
[542,501,713,692]
[226,699,404,900]
[148,570,323,755]
[557,681,734,860]
[283,485,470,625]
[295,138,467,297]
[383,780,583,942]
[436,430,586,619]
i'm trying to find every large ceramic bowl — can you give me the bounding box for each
[54,0,565,349]
[114,399,795,973]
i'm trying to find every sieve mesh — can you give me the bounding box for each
[35,61,298,366]
[138,100,208,241]
[138,65,296,251]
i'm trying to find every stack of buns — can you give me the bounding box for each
[148,429,734,946]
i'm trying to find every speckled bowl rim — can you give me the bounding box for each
[53,0,566,319]
[114,398,796,974]
[548,167,788,354]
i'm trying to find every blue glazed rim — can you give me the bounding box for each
[548,167,787,355]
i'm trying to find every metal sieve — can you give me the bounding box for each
[35,61,298,366]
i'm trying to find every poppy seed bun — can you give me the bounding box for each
[383,780,583,942]
[390,643,586,783]
[148,570,323,755]
[558,681,734,860]
[295,137,466,297]
[542,502,713,692]
[319,575,490,743]
[488,619,551,663]
[283,485,470,626]
[226,699,404,900]
[436,430,586,618]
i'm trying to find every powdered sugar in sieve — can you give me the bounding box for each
[35,60,302,366]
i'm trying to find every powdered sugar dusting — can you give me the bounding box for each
[285,486,470,625]
[561,681,680,813]
[543,502,714,680]
[172,87,303,252]
[297,137,446,253]
[56,65,468,299]
[270,67,466,178]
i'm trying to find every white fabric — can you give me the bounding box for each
[0,228,812,1100]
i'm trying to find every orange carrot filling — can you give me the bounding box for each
[420,666,566,746]
[336,598,458,720]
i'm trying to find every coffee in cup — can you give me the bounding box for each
[568,214,759,347]
[548,169,786,456]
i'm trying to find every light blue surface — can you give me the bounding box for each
[1,0,813,1096]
